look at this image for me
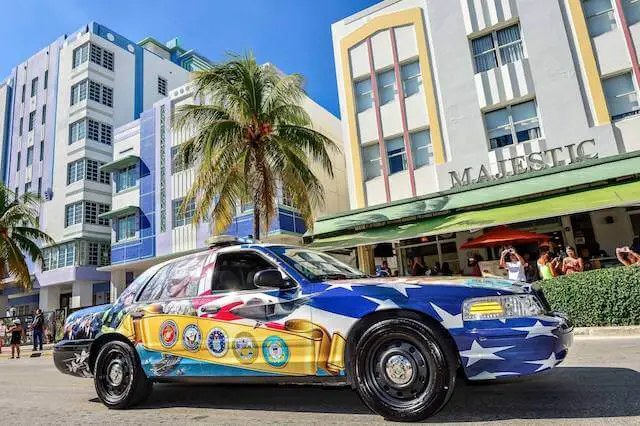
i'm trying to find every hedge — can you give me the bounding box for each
[538,265,640,327]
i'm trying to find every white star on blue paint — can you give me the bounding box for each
[324,282,365,292]
[526,352,559,372]
[430,303,463,329]
[512,320,558,339]
[362,296,400,311]
[377,281,421,297]
[459,340,514,367]
[468,371,519,380]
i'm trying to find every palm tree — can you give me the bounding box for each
[0,185,53,289]
[174,52,338,240]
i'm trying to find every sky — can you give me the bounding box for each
[0,0,381,117]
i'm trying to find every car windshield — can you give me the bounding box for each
[269,246,369,282]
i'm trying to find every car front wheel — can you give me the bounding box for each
[94,340,152,409]
[352,318,457,421]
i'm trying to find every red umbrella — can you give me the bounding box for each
[460,226,550,249]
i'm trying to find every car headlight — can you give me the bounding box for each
[462,295,545,321]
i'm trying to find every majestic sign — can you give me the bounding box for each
[448,140,598,188]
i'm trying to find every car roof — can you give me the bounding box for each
[155,243,300,269]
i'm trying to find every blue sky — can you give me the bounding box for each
[0,0,381,117]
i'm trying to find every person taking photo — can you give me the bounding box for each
[500,247,527,282]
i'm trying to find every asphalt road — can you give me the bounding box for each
[0,337,639,425]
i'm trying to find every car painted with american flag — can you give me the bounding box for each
[54,241,573,421]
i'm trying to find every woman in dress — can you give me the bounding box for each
[8,319,22,359]
[562,246,584,275]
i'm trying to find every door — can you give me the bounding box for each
[197,249,314,377]
[133,253,209,378]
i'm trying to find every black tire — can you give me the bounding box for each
[93,340,152,409]
[351,318,457,422]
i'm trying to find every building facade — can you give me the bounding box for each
[0,23,212,313]
[308,0,640,275]
[100,80,348,301]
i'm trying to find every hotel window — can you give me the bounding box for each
[401,60,422,98]
[354,77,373,112]
[158,76,168,96]
[19,118,23,136]
[69,119,86,144]
[171,145,193,173]
[28,111,35,131]
[485,99,541,149]
[583,0,617,36]
[90,44,115,71]
[410,130,433,168]
[44,70,48,90]
[623,0,640,25]
[377,69,397,105]
[116,165,138,192]
[39,141,44,161]
[116,214,136,241]
[37,178,42,197]
[58,243,76,268]
[385,136,407,174]
[73,43,89,68]
[67,159,85,185]
[603,72,640,120]
[42,105,46,124]
[70,80,88,106]
[362,143,382,181]
[100,122,113,145]
[65,202,83,227]
[24,181,31,194]
[21,84,25,103]
[26,146,33,166]
[173,198,196,228]
[98,203,110,226]
[87,119,100,141]
[86,159,101,183]
[16,152,20,171]
[88,81,113,107]
[31,77,38,97]
[471,24,524,73]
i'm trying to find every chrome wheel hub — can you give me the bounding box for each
[107,361,124,387]
[385,354,414,385]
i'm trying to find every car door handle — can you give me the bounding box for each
[201,306,220,314]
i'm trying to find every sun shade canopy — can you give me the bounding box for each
[460,226,550,249]
[306,179,640,250]
[98,205,140,220]
[100,155,140,173]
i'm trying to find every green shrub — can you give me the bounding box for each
[538,266,640,327]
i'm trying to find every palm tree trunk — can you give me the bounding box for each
[253,207,260,241]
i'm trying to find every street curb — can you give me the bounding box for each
[574,326,640,337]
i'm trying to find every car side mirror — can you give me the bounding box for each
[254,269,291,289]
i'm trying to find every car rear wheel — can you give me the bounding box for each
[352,318,457,422]
[94,340,152,409]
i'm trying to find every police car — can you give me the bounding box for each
[54,237,572,421]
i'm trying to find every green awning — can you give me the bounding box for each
[310,153,640,239]
[98,206,140,220]
[307,179,640,250]
[100,155,140,173]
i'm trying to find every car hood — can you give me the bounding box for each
[62,304,111,341]
[323,276,530,294]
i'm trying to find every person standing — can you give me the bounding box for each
[499,247,527,281]
[8,319,22,359]
[562,246,584,275]
[30,309,44,351]
[537,250,560,280]
[412,256,426,276]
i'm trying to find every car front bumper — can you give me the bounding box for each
[456,312,573,381]
[53,339,94,378]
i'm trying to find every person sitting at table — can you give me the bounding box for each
[616,246,640,266]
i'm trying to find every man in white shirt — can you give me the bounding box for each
[499,247,527,282]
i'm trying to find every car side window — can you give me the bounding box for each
[138,254,207,302]
[213,251,275,292]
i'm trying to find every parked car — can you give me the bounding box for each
[54,241,573,421]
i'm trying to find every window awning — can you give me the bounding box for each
[309,153,640,239]
[100,155,140,173]
[98,205,140,220]
[306,179,640,250]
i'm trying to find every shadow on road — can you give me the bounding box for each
[92,367,640,421]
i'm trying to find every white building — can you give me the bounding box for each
[305,0,640,276]
[99,79,348,301]
[0,23,212,313]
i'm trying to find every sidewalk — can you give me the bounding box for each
[0,343,54,359]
